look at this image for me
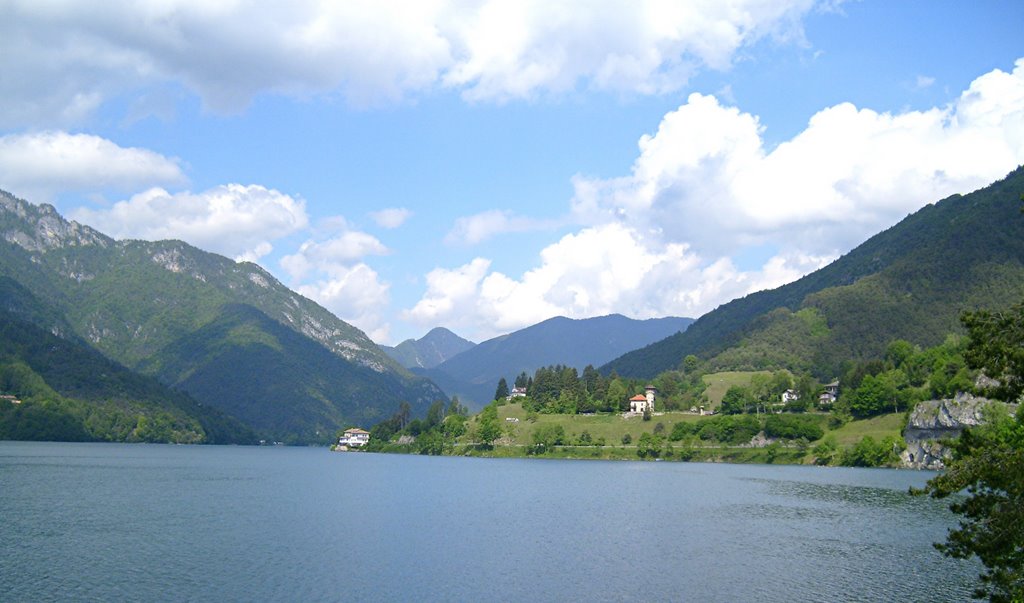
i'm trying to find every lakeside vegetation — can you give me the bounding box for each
[364,329,982,469]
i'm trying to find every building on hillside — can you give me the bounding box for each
[824,381,840,398]
[629,386,657,413]
[338,428,370,448]
[507,387,527,400]
[781,389,799,404]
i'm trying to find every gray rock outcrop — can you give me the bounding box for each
[901,393,1013,470]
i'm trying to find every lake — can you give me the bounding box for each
[0,441,978,602]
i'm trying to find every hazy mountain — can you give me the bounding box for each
[382,327,476,369]
[424,314,693,409]
[0,190,447,442]
[603,166,1024,379]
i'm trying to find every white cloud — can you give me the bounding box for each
[280,232,389,281]
[71,184,308,261]
[369,207,412,229]
[915,75,936,89]
[406,58,1024,341]
[280,222,394,341]
[0,131,186,202]
[572,58,1024,258]
[444,209,557,245]
[405,223,835,340]
[0,0,818,125]
[293,263,392,343]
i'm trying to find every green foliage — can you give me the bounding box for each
[720,385,749,415]
[670,415,760,445]
[919,299,1024,601]
[962,300,1024,402]
[0,309,251,444]
[839,435,902,467]
[494,377,509,401]
[475,403,502,447]
[636,432,664,458]
[811,435,838,465]
[529,423,565,454]
[763,414,824,441]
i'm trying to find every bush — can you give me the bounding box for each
[764,414,824,441]
[839,435,902,467]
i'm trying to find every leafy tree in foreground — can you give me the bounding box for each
[919,303,1024,602]
[475,404,502,448]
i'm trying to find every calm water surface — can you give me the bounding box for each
[0,441,978,602]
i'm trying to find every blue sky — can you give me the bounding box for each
[1,1,1023,344]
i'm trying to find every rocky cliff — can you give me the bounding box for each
[901,392,1015,469]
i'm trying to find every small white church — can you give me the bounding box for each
[629,385,657,413]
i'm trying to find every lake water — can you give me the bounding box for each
[0,441,978,602]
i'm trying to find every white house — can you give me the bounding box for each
[338,428,370,448]
[629,386,657,413]
[507,387,527,400]
[781,389,800,404]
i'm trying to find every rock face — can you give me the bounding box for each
[901,393,1009,470]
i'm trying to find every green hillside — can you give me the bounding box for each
[604,167,1024,379]
[142,304,445,443]
[0,299,254,444]
[0,190,447,442]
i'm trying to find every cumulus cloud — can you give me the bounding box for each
[71,184,308,261]
[280,222,393,341]
[406,223,835,340]
[572,58,1024,258]
[406,59,1024,340]
[369,207,412,229]
[0,0,817,125]
[0,131,186,202]
[444,209,558,245]
[293,263,393,343]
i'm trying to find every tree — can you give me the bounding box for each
[962,301,1024,402]
[475,404,502,448]
[720,385,748,415]
[918,303,1024,602]
[494,377,509,401]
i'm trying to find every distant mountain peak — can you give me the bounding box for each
[383,326,476,369]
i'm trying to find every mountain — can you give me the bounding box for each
[0,277,254,443]
[0,190,447,442]
[603,166,1024,379]
[140,304,445,441]
[422,314,693,408]
[382,327,476,369]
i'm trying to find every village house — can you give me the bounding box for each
[506,386,527,401]
[818,381,840,407]
[781,389,799,404]
[629,385,657,413]
[338,428,370,448]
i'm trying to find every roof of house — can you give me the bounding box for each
[629,394,647,401]
[344,428,370,435]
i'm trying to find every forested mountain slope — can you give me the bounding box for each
[0,279,254,443]
[604,167,1024,379]
[0,190,447,441]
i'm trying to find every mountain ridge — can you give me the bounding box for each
[382,327,476,369]
[0,189,447,441]
[423,313,693,408]
[603,166,1024,379]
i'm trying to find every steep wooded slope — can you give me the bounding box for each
[604,167,1024,379]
